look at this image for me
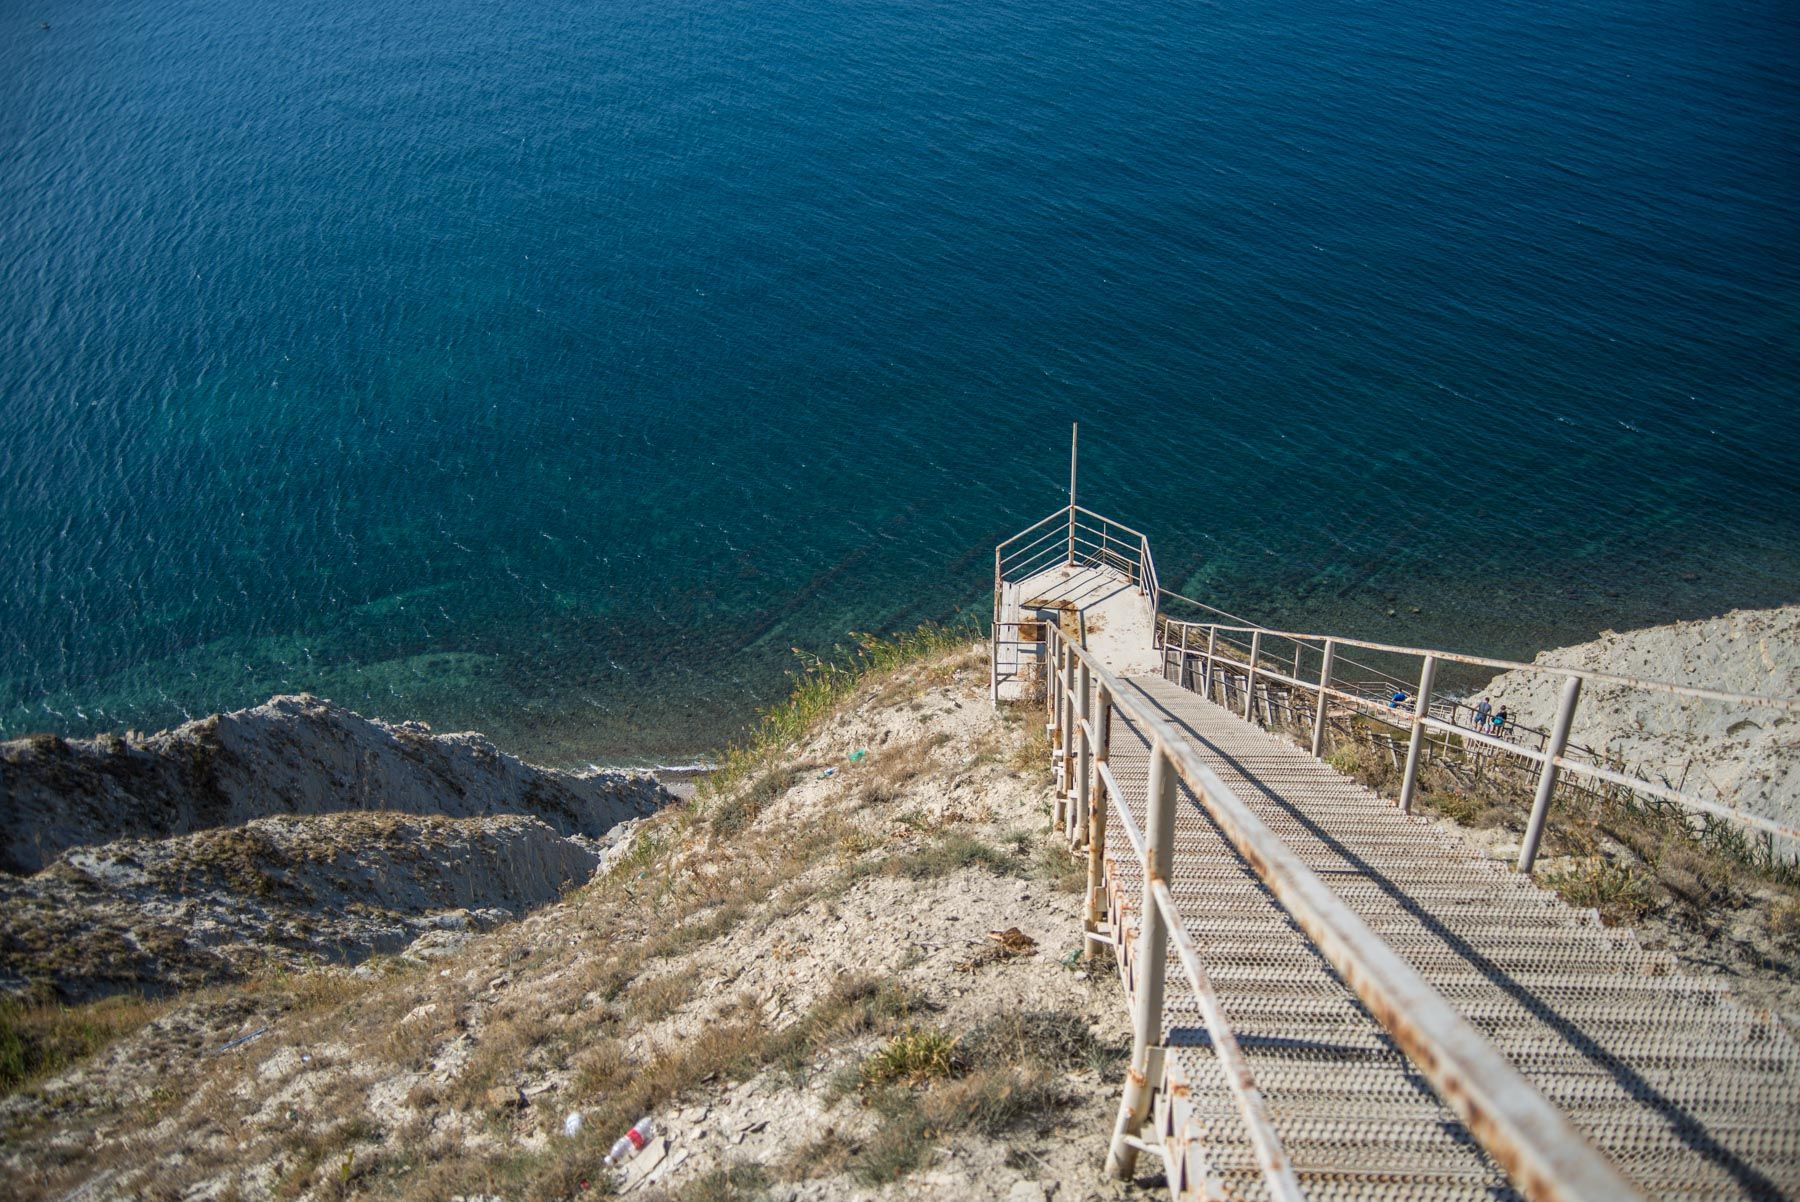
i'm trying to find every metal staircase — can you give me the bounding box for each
[992,499,1800,1202]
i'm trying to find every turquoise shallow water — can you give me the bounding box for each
[2,0,1797,763]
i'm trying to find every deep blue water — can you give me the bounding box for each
[3,0,1797,763]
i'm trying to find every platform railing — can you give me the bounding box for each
[991,505,1158,700]
[1157,614,1800,869]
[1040,620,1643,1202]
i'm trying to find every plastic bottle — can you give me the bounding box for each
[604,1116,655,1165]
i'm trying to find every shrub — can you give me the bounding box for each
[1545,857,1654,925]
[859,1027,958,1087]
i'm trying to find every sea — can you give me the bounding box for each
[3,0,1796,765]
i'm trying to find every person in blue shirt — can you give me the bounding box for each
[1474,697,1492,729]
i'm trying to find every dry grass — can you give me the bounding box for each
[762,975,923,1079]
[1768,897,1800,950]
[1317,720,1800,943]
[891,831,1020,880]
[699,623,980,803]
[813,1006,1118,1186]
[0,994,166,1096]
[4,639,1031,1202]
[1037,841,1088,893]
[624,972,697,1022]
[640,1160,770,1202]
[850,733,942,808]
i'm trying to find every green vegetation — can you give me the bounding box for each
[859,1027,959,1087]
[1542,857,1656,925]
[699,623,979,804]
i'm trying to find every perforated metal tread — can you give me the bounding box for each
[1098,674,1800,1201]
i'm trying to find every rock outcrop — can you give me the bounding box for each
[1480,605,1800,835]
[0,696,668,1000]
[0,694,663,874]
[0,812,630,1001]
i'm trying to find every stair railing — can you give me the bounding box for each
[1042,619,1643,1202]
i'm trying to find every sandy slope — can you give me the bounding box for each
[0,651,1150,1202]
[1480,604,1800,835]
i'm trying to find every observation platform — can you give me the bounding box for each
[995,562,1160,701]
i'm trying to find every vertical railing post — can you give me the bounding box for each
[1048,633,1064,829]
[1083,684,1112,951]
[1310,639,1336,758]
[990,550,1002,704]
[1074,660,1092,847]
[1519,674,1583,873]
[1204,627,1217,704]
[1106,740,1176,1179]
[1398,654,1438,813]
[1060,646,1077,822]
[1243,630,1261,722]
[1175,623,1188,686]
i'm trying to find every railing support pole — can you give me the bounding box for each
[1083,685,1112,953]
[1176,623,1188,686]
[1048,635,1065,828]
[990,549,1002,705]
[1398,654,1438,813]
[1106,742,1175,1179]
[1244,630,1262,723]
[1311,639,1337,758]
[1204,627,1217,703]
[1074,660,1092,847]
[1519,674,1583,873]
[1059,645,1077,820]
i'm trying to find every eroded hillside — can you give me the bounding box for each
[2,644,1152,1202]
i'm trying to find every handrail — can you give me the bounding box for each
[993,504,1158,604]
[1045,621,1642,1202]
[1153,876,1304,1202]
[996,506,1072,554]
[1164,617,1800,712]
[1159,594,1434,693]
[1073,503,1150,542]
[1163,616,1800,850]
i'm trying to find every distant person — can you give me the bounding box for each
[1390,689,1407,710]
[1474,697,1492,729]
[1493,705,1509,737]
